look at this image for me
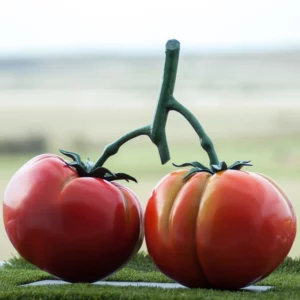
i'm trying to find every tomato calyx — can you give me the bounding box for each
[173,160,252,180]
[59,149,137,182]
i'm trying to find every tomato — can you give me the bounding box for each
[4,154,143,283]
[145,169,296,290]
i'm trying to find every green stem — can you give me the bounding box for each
[150,39,180,164]
[93,125,151,169]
[169,97,219,166]
[92,39,220,170]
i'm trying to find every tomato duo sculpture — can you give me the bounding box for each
[3,39,296,289]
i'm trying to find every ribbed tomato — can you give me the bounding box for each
[145,169,296,290]
[4,154,143,283]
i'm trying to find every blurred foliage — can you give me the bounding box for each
[0,135,47,155]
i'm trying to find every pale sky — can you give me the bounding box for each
[1,0,300,56]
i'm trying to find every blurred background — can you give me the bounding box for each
[1,0,300,260]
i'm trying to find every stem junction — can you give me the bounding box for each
[61,39,251,181]
[92,39,220,171]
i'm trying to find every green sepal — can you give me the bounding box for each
[60,149,137,183]
[173,162,213,174]
[183,167,213,180]
[105,173,138,183]
[173,158,252,180]
[86,158,94,172]
[59,149,85,169]
[228,160,252,170]
[211,161,228,172]
[65,162,87,177]
[88,167,115,179]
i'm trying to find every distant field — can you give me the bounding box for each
[1,49,300,91]
[1,51,300,260]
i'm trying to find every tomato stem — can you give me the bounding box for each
[92,39,220,169]
[149,39,180,163]
[93,125,151,169]
[169,97,220,166]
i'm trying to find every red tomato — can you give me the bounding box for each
[4,154,143,283]
[145,169,296,290]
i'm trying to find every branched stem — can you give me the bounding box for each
[92,39,220,170]
[150,39,180,164]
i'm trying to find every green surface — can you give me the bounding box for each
[1,253,300,299]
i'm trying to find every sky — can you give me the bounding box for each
[1,0,300,57]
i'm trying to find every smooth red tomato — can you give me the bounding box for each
[145,169,296,290]
[4,154,143,283]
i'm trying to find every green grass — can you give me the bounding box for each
[1,254,300,299]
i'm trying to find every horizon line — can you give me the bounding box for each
[1,42,300,60]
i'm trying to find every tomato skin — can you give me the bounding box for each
[4,154,143,283]
[145,169,296,290]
